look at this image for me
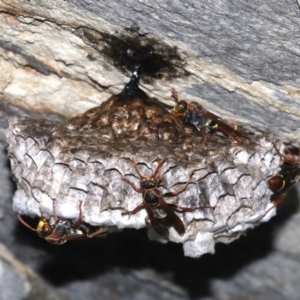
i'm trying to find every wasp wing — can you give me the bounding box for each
[144,202,169,238]
[157,196,185,236]
[203,108,252,143]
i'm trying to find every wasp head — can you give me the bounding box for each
[173,100,188,115]
[140,176,158,189]
[37,217,53,238]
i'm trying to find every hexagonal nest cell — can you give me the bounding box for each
[6,73,283,258]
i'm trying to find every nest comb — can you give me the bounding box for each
[6,71,283,257]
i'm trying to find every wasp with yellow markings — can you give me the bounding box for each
[268,142,300,198]
[122,156,213,237]
[171,88,252,146]
[18,201,107,244]
[261,142,300,218]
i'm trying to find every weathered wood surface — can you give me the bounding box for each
[1,0,300,143]
[1,1,300,299]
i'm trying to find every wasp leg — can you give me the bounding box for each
[86,227,107,238]
[218,125,252,146]
[52,199,59,221]
[145,216,151,227]
[122,176,143,193]
[173,112,185,117]
[122,202,145,215]
[167,203,214,212]
[164,177,192,197]
[72,201,84,228]
[273,142,300,167]
[198,126,208,146]
[263,193,287,217]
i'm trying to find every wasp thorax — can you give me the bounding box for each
[143,190,159,204]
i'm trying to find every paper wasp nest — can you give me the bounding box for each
[6,88,282,258]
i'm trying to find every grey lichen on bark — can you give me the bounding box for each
[6,84,283,257]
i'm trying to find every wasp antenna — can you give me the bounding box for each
[273,142,299,167]
[17,214,38,232]
[264,193,287,216]
[153,156,166,177]
[131,158,146,179]
[52,199,58,221]
[72,201,83,228]
[171,88,179,103]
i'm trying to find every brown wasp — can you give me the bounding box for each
[17,200,107,244]
[171,88,252,146]
[122,157,213,237]
[268,142,300,197]
[264,142,300,215]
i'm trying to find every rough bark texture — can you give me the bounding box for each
[1,0,300,299]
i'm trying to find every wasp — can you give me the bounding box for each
[17,201,106,244]
[171,88,252,146]
[122,157,213,237]
[263,142,300,217]
[268,142,300,196]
